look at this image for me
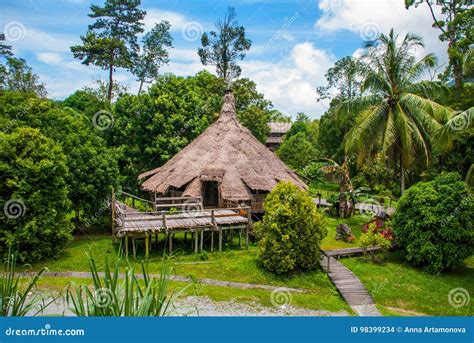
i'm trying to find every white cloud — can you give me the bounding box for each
[11,28,78,53]
[144,9,188,32]
[315,0,448,66]
[241,42,336,118]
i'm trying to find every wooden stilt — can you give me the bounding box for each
[132,238,136,259]
[245,226,249,249]
[194,231,198,254]
[219,228,223,252]
[239,228,242,248]
[168,233,173,254]
[200,230,203,252]
[211,231,214,252]
[125,236,129,258]
[184,232,187,244]
[145,234,149,259]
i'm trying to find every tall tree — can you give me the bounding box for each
[316,56,364,102]
[405,0,473,89]
[198,7,251,84]
[71,0,145,102]
[132,21,173,94]
[0,57,47,97]
[343,29,453,194]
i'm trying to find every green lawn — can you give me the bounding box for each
[28,220,473,316]
[30,233,349,314]
[341,252,474,316]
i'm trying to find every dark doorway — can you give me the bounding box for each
[202,181,219,207]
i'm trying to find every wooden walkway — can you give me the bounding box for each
[320,250,381,316]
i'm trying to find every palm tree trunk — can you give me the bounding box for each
[400,155,405,194]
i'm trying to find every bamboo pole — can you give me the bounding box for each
[195,231,198,254]
[200,230,204,252]
[219,228,223,252]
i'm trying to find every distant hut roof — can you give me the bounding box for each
[139,91,307,201]
[268,122,292,134]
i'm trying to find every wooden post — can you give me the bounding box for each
[211,231,214,252]
[219,228,223,252]
[184,232,187,244]
[125,236,129,258]
[145,234,149,259]
[168,233,173,254]
[132,238,136,259]
[200,230,204,252]
[194,231,198,254]
[239,228,242,248]
[245,226,249,249]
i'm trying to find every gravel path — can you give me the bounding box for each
[34,296,349,317]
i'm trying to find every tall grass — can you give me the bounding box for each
[0,250,54,316]
[66,252,185,316]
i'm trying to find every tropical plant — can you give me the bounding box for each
[319,157,355,218]
[198,7,251,84]
[1,250,54,316]
[66,253,183,316]
[359,223,392,264]
[392,172,474,273]
[343,29,453,194]
[254,182,327,274]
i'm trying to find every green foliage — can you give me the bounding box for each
[0,33,12,57]
[302,162,325,184]
[0,57,46,97]
[66,253,181,316]
[1,250,54,316]
[0,91,119,226]
[0,128,73,262]
[277,132,316,171]
[198,7,251,83]
[359,223,391,263]
[392,172,474,273]
[254,182,327,274]
[61,90,110,118]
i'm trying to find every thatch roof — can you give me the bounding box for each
[139,91,308,201]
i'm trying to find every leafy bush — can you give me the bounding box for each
[392,172,474,273]
[276,132,316,171]
[359,223,392,263]
[254,182,327,274]
[0,128,73,262]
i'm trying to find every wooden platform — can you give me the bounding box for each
[119,208,249,234]
[324,246,380,258]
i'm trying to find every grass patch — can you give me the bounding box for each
[341,251,474,316]
[321,214,371,250]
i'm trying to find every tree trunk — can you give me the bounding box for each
[107,63,114,103]
[400,155,405,195]
[138,80,144,94]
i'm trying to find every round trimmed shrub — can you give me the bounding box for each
[0,128,73,262]
[392,172,473,273]
[254,181,327,274]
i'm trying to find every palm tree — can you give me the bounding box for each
[343,29,453,193]
[319,157,355,218]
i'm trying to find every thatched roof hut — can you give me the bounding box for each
[139,91,307,211]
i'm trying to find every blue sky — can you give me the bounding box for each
[1,0,446,117]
